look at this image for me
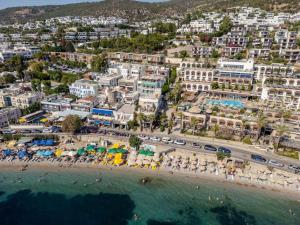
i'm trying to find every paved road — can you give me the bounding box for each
[95,128,300,173]
[19,128,300,173]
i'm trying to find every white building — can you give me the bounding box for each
[0,107,22,128]
[69,79,99,98]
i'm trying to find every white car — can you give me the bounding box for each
[162,137,173,144]
[268,159,284,167]
[174,139,186,145]
[138,135,149,140]
[2,129,16,134]
[150,136,161,142]
[43,127,53,133]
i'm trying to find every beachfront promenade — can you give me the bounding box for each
[22,128,300,171]
[1,130,300,194]
[78,128,300,168]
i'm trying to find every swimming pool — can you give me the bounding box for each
[207,100,244,109]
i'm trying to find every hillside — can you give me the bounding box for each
[0,0,299,24]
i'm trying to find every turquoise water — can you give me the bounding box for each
[0,167,299,225]
[207,100,245,109]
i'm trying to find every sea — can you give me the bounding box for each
[0,166,299,225]
[0,0,169,10]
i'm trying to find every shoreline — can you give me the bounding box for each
[1,160,300,200]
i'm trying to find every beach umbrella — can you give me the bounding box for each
[96,147,106,153]
[18,117,26,123]
[3,149,13,156]
[45,139,54,146]
[86,145,95,151]
[40,118,48,123]
[55,149,63,157]
[17,150,28,159]
[77,147,86,156]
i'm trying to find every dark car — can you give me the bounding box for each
[251,154,267,163]
[217,146,232,154]
[19,130,32,134]
[31,129,42,133]
[204,145,217,151]
[192,142,201,148]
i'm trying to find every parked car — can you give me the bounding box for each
[174,139,186,145]
[162,137,173,144]
[31,129,42,133]
[204,144,217,151]
[251,154,267,163]
[217,146,232,154]
[150,136,161,142]
[43,127,53,133]
[19,130,32,134]
[192,142,201,148]
[268,159,284,167]
[288,164,300,171]
[2,129,16,134]
[138,135,149,140]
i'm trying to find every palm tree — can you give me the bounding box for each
[177,112,184,132]
[190,117,199,135]
[256,112,267,142]
[138,113,145,131]
[274,124,289,151]
[148,114,156,132]
[168,118,174,134]
[212,124,220,137]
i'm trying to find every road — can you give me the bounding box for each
[95,128,300,173]
[16,127,300,173]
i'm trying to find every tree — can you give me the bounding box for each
[177,112,184,132]
[31,79,42,92]
[221,83,226,90]
[211,49,220,58]
[170,82,182,104]
[256,112,267,142]
[212,124,220,136]
[2,74,16,84]
[148,114,156,132]
[129,135,142,150]
[138,113,146,131]
[21,102,41,115]
[274,124,289,151]
[216,16,233,36]
[62,115,82,134]
[30,62,44,73]
[91,55,107,72]
[167,118,174,134]
[179,50,189,59]
[64,41,75,52]
[211,82,219,89]
[190,117,199,135]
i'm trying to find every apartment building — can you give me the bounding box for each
[41,95,73,112]
[50,52,96,65]
[179,61,215,92]
[10,93,42,109]
[69,79,99,98]
[0,107,22,128]
[261,74,300,110]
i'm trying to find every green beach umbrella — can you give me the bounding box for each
[97,147,106,153]
[77,147,86,156]
[86,145,95,151]
[108,148,128,154]
[139,150,154,156]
